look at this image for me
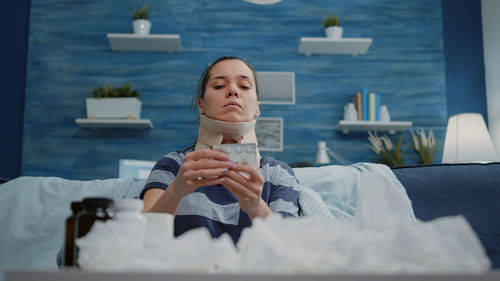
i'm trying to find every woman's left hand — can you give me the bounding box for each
[222,163,272,221]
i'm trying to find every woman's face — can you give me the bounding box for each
[199,59,260,122]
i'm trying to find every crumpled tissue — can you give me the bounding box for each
[76,218,146,271]
[236,173,490,274]
[76,212,240,272]
[76,173,491,274]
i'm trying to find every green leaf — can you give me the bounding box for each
[323,14,340,28]
[89,83,141,99]
[133,5,150,20]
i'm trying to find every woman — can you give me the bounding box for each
[141,56,300,243]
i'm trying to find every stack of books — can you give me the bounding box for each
[353,88,380,121]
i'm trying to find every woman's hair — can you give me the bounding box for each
[189,56,259,116]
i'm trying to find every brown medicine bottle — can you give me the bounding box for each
[63,201,84,267]
[74,197,114,266]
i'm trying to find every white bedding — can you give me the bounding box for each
[293,162,414,220]
[0,176,144,276]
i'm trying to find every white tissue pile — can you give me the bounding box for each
[76,173,491,274]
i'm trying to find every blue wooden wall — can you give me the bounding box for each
[442,0,487,122]
[22,0,447,180]
[0,0,31,180]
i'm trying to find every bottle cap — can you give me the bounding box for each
[114,199,144,212]
[70,201,84,214]
[82,197,114,209]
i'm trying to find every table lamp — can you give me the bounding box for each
[315,141,349,165]
[442,113,498,163]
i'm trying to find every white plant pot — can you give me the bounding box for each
[133,19,151,35]
[86,98,142,119]
[325,26,343,39]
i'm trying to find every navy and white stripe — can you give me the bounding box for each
[141,151,300,243]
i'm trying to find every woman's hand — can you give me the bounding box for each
[143,149,230,214]
[222,163,272,221]
[170,149,230,198]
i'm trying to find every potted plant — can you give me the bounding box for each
[410,129,437,164]
[322,14,343,39]
[86,83,142,120]
[366,131,407,167]
[133,5,151,35]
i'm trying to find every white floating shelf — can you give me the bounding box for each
[75,118,153,129]
[107,33,182,52]
[337,120,412,134]
[298,37,372,56]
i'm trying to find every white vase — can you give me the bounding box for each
[343,103,357,121]
[380,105,391,122]
[325,26,343,39]
[133,19,151,35]
[86,98,142,119]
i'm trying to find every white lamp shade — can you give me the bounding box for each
[315,141,330,165]
[442,113,498,163]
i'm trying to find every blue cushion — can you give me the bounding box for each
[392,162,500,268]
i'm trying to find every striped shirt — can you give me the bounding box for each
[141,151,300,243]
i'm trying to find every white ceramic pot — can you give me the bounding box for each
[133,19,151,35]
[325,26,343,39]
[86,98,142,119]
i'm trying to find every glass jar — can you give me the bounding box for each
[63,201,84,267]
[75,197,114,266]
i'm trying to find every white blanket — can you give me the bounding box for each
[0,176,145,276]
[293,162,415,220]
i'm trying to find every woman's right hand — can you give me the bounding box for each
[170,149,231,198]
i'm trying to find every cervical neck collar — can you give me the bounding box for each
[195,114,261,167]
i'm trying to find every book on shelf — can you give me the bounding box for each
[351,89,383,122]
[361,88,368,121]
[369,92,375,121]
[354,92,362,121]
